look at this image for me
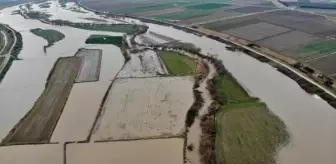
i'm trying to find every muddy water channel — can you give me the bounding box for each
[143,23,336,164]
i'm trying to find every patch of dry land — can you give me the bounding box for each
[51,81,111,143]
[75,48,102,83]
[0,144,63,164]
[92,76,194,141]
[66,138,183,164]
[1,57,81,145]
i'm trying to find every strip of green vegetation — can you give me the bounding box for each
[157,51,197,76]
[304,40,336,54]
[85,35,123,46]
[185,3,230,10]
[214,72,289,164]
[152,9,215,20]
[68,24,138,34]
[30,28,65,49]
[214,73,249,103]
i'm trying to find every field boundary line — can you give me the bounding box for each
[93,135,184,143]
[0,142,59,147]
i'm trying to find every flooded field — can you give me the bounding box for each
[0,57,57,140]
[0,144,63,164]
[75,48,102,83]
[51,81,111,143]
[117,50,167,77]
[1,57,81,145]
[66,138,184,164]
[92,77,194,141]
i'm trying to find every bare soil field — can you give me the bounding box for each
[256,30,321,51]
[224,22,291,41]
[92,77,194,141]
[67,138,184,164]
[307,55,336,76]
[117,50,167,78]
[51,81,111,143]
[227,6,275,13]
[0,144,63,164]
[132,7,185,17]
[75,48,102,83]
[181,10,243,25]
[1,57,81,145]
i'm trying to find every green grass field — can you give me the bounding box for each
[215,72,289,164]
[304,40,336,55]
[85,35,123,46]
[214,73,249,103]
[69,24,138,34]
[157,51,197,76]
[216,103,289,164]
[30,28,65,48]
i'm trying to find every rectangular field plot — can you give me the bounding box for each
[92,77,194,141]
[75,48,102,83]
[1,57,81,145]
[256,31,321,51]
[224,22,291,41]
[227,6,275,13]
[0,144,63,164]
[51,81,111,142]
[307,55,336,76]
[67,139,184,164]
[117,50,167,78]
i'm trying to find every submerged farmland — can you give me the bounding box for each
[1,57,81,145]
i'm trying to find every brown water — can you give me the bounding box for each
[66,138,184,164]
[0,144,63,164]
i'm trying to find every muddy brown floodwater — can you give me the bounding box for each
[66,138,184,164]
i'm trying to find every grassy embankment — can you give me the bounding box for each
[30,28,65,52]
[157,51,198,76]
[214,73,289,164]
[85,35,123,46]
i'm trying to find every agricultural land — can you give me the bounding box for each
[157,51,198,76]
[1,1,336,164]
